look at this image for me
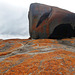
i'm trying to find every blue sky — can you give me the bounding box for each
[0,0,75,39]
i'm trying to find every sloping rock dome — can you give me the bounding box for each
[0,39,75,75]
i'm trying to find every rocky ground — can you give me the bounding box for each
[0,38,75,75]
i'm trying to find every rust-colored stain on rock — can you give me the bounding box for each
[0,39,75,75]
[29,3,75,39]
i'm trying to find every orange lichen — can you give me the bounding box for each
[0,54,32,74]
[0,51,11,56]
[0,44,5,48]
[28,39,58,44]
[62,38,75,41]
[70,41,74,44]
[29,50,39,53]
[0,39,75,75]
[0,40,23,56]
[3,50,75,75]
[8,42,22,51]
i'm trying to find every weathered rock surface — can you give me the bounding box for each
[0,38,75,75]
[29,3,75,39]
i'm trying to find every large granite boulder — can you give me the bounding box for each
[28,3,75,39]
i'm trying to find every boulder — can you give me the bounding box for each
[28,3,75,39]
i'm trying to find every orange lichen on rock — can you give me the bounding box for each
[31,39,58,44]
[7,42,22,51]
[0,54,32,74]
[0,39,75,75]
[29,50,39,53]
[0,51,12,56]
[62,38,75,41]
[0,40,23,56]
[3,50,75,75]
[70,41,75,44]
[0,44,5,48]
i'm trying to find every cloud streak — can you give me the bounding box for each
[0,0,75,39]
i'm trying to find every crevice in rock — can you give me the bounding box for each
[49,24,74,39]
[36,10,52,28]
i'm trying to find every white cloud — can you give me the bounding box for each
[0,0,75,12]
[0,0,75,39]
[0,3,29,39]
[0,0,25,8]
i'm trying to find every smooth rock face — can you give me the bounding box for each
[0,39,75,75]
[29,3,75,39]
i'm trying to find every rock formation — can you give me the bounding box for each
[0,39,75,75]
[29,3,75,39]
[0,3,75,75]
